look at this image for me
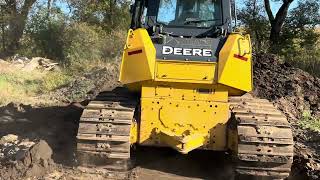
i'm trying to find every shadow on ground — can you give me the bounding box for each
[0,103,235,180]
[0,103,312,180]
[0,103,82,166]
[133,146,235,180]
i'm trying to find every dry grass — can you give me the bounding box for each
[0,64,71,106]
[0,57,119,106]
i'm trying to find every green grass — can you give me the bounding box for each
[298,111,320,133]
[41,72,72,92]
[0,70,72,105]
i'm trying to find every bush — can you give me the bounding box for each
[62,23,102,70]
[17,6,128,73]
[62,22,126,72]
[284,46,320,77]
[18,6,67,60]
[298,111,320,133]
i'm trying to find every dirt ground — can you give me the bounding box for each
[0,103,235,180]
[253,54,320,180]
[0,53,319,180]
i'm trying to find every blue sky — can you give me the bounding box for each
[237,0,299,14]
[52,0,300,15]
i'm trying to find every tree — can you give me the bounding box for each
[284,0,320,48]
[68,0,131,31]
[238,0,270,52]
[0,2,8,53]
[3,0,37,55]
[263,0,295,47]
[239,0,319,53]
[24,4,67,60]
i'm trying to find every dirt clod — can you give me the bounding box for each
[0,138,55,180]
[29,140,53,163]
[0,134,18,144]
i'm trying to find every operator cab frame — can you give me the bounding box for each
[130,0,233,38]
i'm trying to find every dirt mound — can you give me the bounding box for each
[52,63,120,103]
[253,53,320,120]
[0,137,55,180]
[253,53,320,179]
[0,102,94,179]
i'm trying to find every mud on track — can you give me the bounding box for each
[0,103,235,180]
[0,102,312,180]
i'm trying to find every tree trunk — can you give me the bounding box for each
[263,0,294,49]
[6,0,36,55]
[47,0,52,19]
[109,0,114,27]
[0,6,5,53]
[254,29,261,51]
[1,25,5,53]
[270,22,282,45]
[253,0,257,12]
[7,16,24,54]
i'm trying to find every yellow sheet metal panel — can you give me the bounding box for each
[139,85,230,152]
[155,60,216,84]
[119,29,156,84]
[141,83,229,102]
[218,34,253,93]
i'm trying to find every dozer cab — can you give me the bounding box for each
[76,0,294,179]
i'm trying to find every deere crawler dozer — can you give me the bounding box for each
[76,0,294,179]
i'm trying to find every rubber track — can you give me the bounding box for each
[229,97,294,179]
[76,88,137,171]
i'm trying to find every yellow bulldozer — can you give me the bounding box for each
[76,0,294,179]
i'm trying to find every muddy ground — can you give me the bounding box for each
[0,103,235,180]
[0,53,319,180]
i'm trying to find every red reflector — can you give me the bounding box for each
[128,49,143,56]
[234,54,248,61]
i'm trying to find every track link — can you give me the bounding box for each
[76,88,137,171]
[229,96,294,179]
